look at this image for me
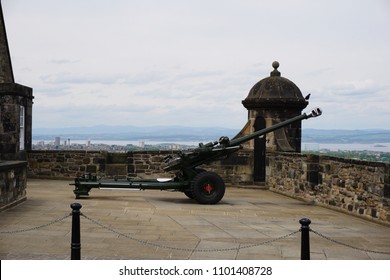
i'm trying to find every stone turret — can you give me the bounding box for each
[241,61,308,152]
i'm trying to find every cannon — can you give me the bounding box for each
[71,108,322,204]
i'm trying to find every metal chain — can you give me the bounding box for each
[310,228,390,255]
[81,213,299,253]
[0,213,71,234]
[2,211,389,256]
[238,230,300,250]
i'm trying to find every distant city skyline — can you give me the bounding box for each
[3,0,390,130]
[32,138,390,153]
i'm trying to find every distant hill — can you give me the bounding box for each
[33,125,240,142]
[302,129,390,143]
[33,125,390,144]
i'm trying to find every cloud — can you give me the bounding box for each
[302,79,390,129]
[48,58,80,65]
[3,0,390,130]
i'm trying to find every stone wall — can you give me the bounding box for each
[267,152,390,224]
[27,149,255,184]
[203,149,255,185]
[27,150,178,180]
[0,83,33,161]
[28,150,106,179]
[0,161,27,210]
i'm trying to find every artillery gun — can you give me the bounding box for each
[71,108,322,204]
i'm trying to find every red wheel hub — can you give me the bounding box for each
[204,184,213,193]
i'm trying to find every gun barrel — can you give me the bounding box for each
[228,108,322,147]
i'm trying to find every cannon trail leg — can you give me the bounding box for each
[73,185,92,198]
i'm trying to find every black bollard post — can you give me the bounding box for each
[299,218,311,260]
[70,202,82,260]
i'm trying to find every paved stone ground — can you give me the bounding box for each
[1,179,390,260]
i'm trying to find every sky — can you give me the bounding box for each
[2,0,390,131]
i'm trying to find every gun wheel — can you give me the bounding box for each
[184,190,194,199]
[191,171,225,204]
[184,169,207,199]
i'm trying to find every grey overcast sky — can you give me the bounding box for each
[2,0,390,130]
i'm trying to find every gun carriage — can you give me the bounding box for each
[71,108,322,204]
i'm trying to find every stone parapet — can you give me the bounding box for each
[27,149,254,184]
[28,150,110,179]
[202,149,255,185]
[267,152,390,225]
[127,150,177,179]
[0,161,27,210]
[27,150,178,180]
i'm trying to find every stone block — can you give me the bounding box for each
[86,165,97,173]
[106,164,127,176]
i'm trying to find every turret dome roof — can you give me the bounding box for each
[242,61,308,110]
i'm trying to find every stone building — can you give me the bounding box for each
[0,2,34,210]
[238,61,308,182]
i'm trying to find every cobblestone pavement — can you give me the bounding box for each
[1,179,390,260]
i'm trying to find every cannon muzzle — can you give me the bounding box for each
[308,107,322,118]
